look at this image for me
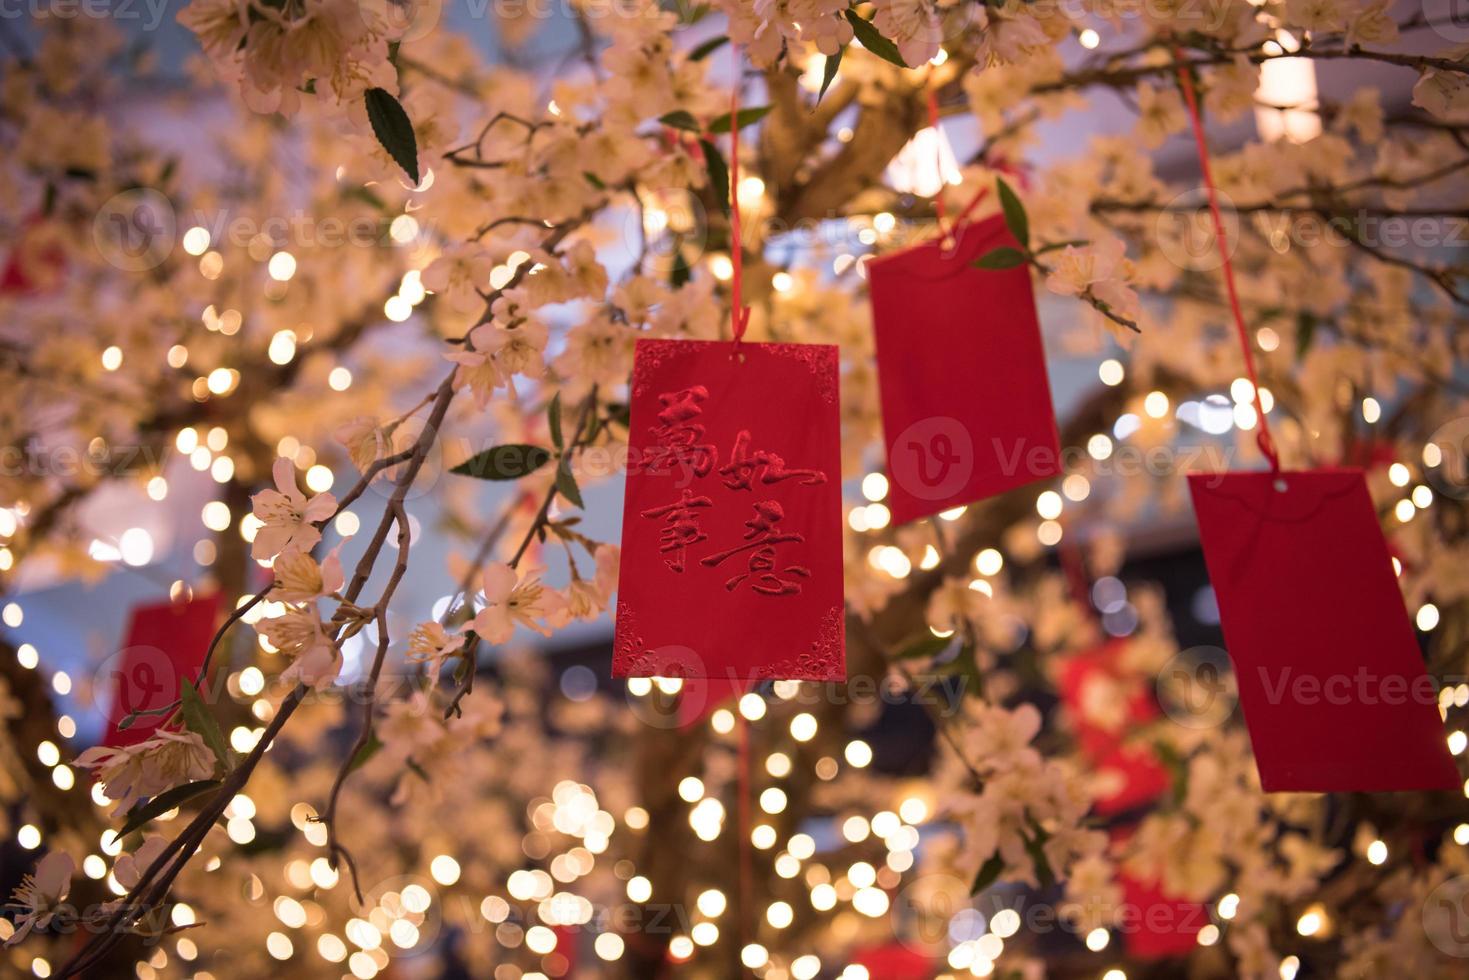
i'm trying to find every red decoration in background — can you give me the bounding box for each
[1118,867,1207,959]
[104,592,222,747]
[867,214,1060,526]
[1057,641,1170,815]
[1189,469,1460,792]
[614,338,845,682]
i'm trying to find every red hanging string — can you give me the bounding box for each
[1171,49,1281,473]
[923,81,991,246]
[727,47,750,348]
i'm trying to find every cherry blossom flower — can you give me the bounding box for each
[335,416,387,472]
[421,245,495,313]
[250,458,337,561]
[472,562,559,643]
[112,836,169,892]
[872,0,943,68]
[269,544,345,603]
[1044,237,1140,323]
[407,621,467,682]
[75,729,217,817]
[5,852,73,944]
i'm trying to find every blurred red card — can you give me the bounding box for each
[104,592,221,747]
[614,339,845,682]
[1188,469,1459,792]
[1119,871,1206,958]
[1058,641,1170,814]
[867,214,1060,525]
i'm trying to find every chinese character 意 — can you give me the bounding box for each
[700,500,811,595]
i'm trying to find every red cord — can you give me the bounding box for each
[1172,49,1281,472]
[728,47,750,348]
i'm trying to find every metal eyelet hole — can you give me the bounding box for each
[1273,477,1288,493]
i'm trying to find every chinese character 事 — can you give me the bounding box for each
[639,385,827,592]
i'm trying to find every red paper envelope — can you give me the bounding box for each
[867,215,1060,525]
[1188,469,1459,792]
[614,339,845,682]
[104,591,222,747]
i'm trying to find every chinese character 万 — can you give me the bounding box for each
[644,386,718,478]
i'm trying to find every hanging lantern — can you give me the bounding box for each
[1254,30,1321,143]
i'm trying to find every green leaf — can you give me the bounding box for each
[893,632,954,661]
[708,105,773,134]
[348,732,383,773]
[844,9,907,68]
[973,247,1027,270]
[971,853,1006,895]
[1023,822,1057,889]
[700,138,731,217]
[451,445,552,480]
[689,35,728,61]
[180,678,230,773]
[1031,239,1088,256]
[996,177,1029,248]
[555,464,584,509]
[1296,311,1318,362]
[115,779,222,840]
[364,88,420,185]
[658,110,702,133]
[548,392,564,451]
[605,402,631,429]
[816,47,844,106]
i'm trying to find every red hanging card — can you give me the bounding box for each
[103,591,222,747]
[1188,469,1459,792]
[867,214,1060,525]
[614,338,845,682]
